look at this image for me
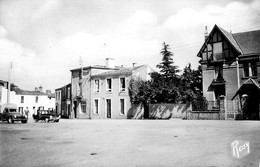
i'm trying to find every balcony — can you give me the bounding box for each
[211,77,226,86]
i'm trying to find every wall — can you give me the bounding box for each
[202,67,215,101]
[187,111,220,120]
[91,75,131,119]
[0,86,16,104]
[14,94,55,117]
[149,103,191,119]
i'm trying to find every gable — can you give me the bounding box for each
[197,25,240,61]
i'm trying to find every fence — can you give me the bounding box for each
[192,101,220,111]
[190,99,240,120]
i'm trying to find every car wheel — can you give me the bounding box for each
[7,117,13,124]
[21,120,27,124]
[45,118,49,123]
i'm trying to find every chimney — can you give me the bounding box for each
[39,85,43,92]
[106,58,115,68]
[204,26,209,41]
[133,63,136,67]
[35,87,39,91]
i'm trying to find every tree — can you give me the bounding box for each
[149,42,181,103]
[156,42,180,78]
[179,64,202,103]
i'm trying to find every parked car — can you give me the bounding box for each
[33,109,60,123]
[0,103,28,124]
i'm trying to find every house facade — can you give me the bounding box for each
[55,84,71,118]
[13,86,55,117]
[91,65,153,119]
[70,58,153,119]
[197,25,260,120]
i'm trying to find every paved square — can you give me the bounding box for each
[0,119,259,167]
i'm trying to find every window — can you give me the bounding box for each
[67,87,71,98]
[94,79,100,92]
[215,65,223,79]
[244,62,258,77]
[120,78,126,92]
[120,99,125,115]
[81,101,86,113]
[35,96,38,103]
[21,96,24,103]
[106,78,112,92]
[94,99,99,114]
[213,42,222,54]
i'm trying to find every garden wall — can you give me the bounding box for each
[149,103,191,119]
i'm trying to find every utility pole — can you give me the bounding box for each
[7,61,12,103]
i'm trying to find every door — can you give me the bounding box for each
[106,99,111,118]
[73,101,77,119]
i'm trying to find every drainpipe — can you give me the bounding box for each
[236,57,240,88]
[236,57,242,116]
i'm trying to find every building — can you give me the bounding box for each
[55,84,71,118]
[13,86,55,117]
[0,80,15,105]
[197,25,260,120]
[70,58,154,119]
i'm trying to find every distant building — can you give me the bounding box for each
[69,58,154,119]
[55,84,71,118]
[0,80,15,105]
[13,86,55,117]
[197,25,260,120]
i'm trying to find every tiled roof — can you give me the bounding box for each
[218,26,242,54]
[14,88,48,96]
[233,29,260,55]
[91,65,144,78]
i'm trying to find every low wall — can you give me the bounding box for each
[187,111,220,120]
[149,103,191,119]
[127,104,144,119]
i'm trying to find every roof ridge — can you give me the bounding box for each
[233,29,260,35]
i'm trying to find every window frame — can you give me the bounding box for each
[93,98,99,115]
[119,98,126,115]
[94,79,100,93]
[21,96,24,103]
[106,78,112,93]
[119,77,126,92]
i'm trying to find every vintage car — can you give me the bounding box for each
[0,103,28,124]
[33,109,60,123]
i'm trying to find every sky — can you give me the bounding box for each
[0,0,259,92]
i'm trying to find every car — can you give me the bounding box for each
[0,103,28,124]
[33,109,60,123]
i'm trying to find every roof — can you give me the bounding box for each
[232,78,260,100]
[218,26,242,53]
[91,65,145,78]
[233,29,260,55]
[70,65,120,72]
[14,88,48,96]
[55,83,71,91]
[197,25,260,57]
